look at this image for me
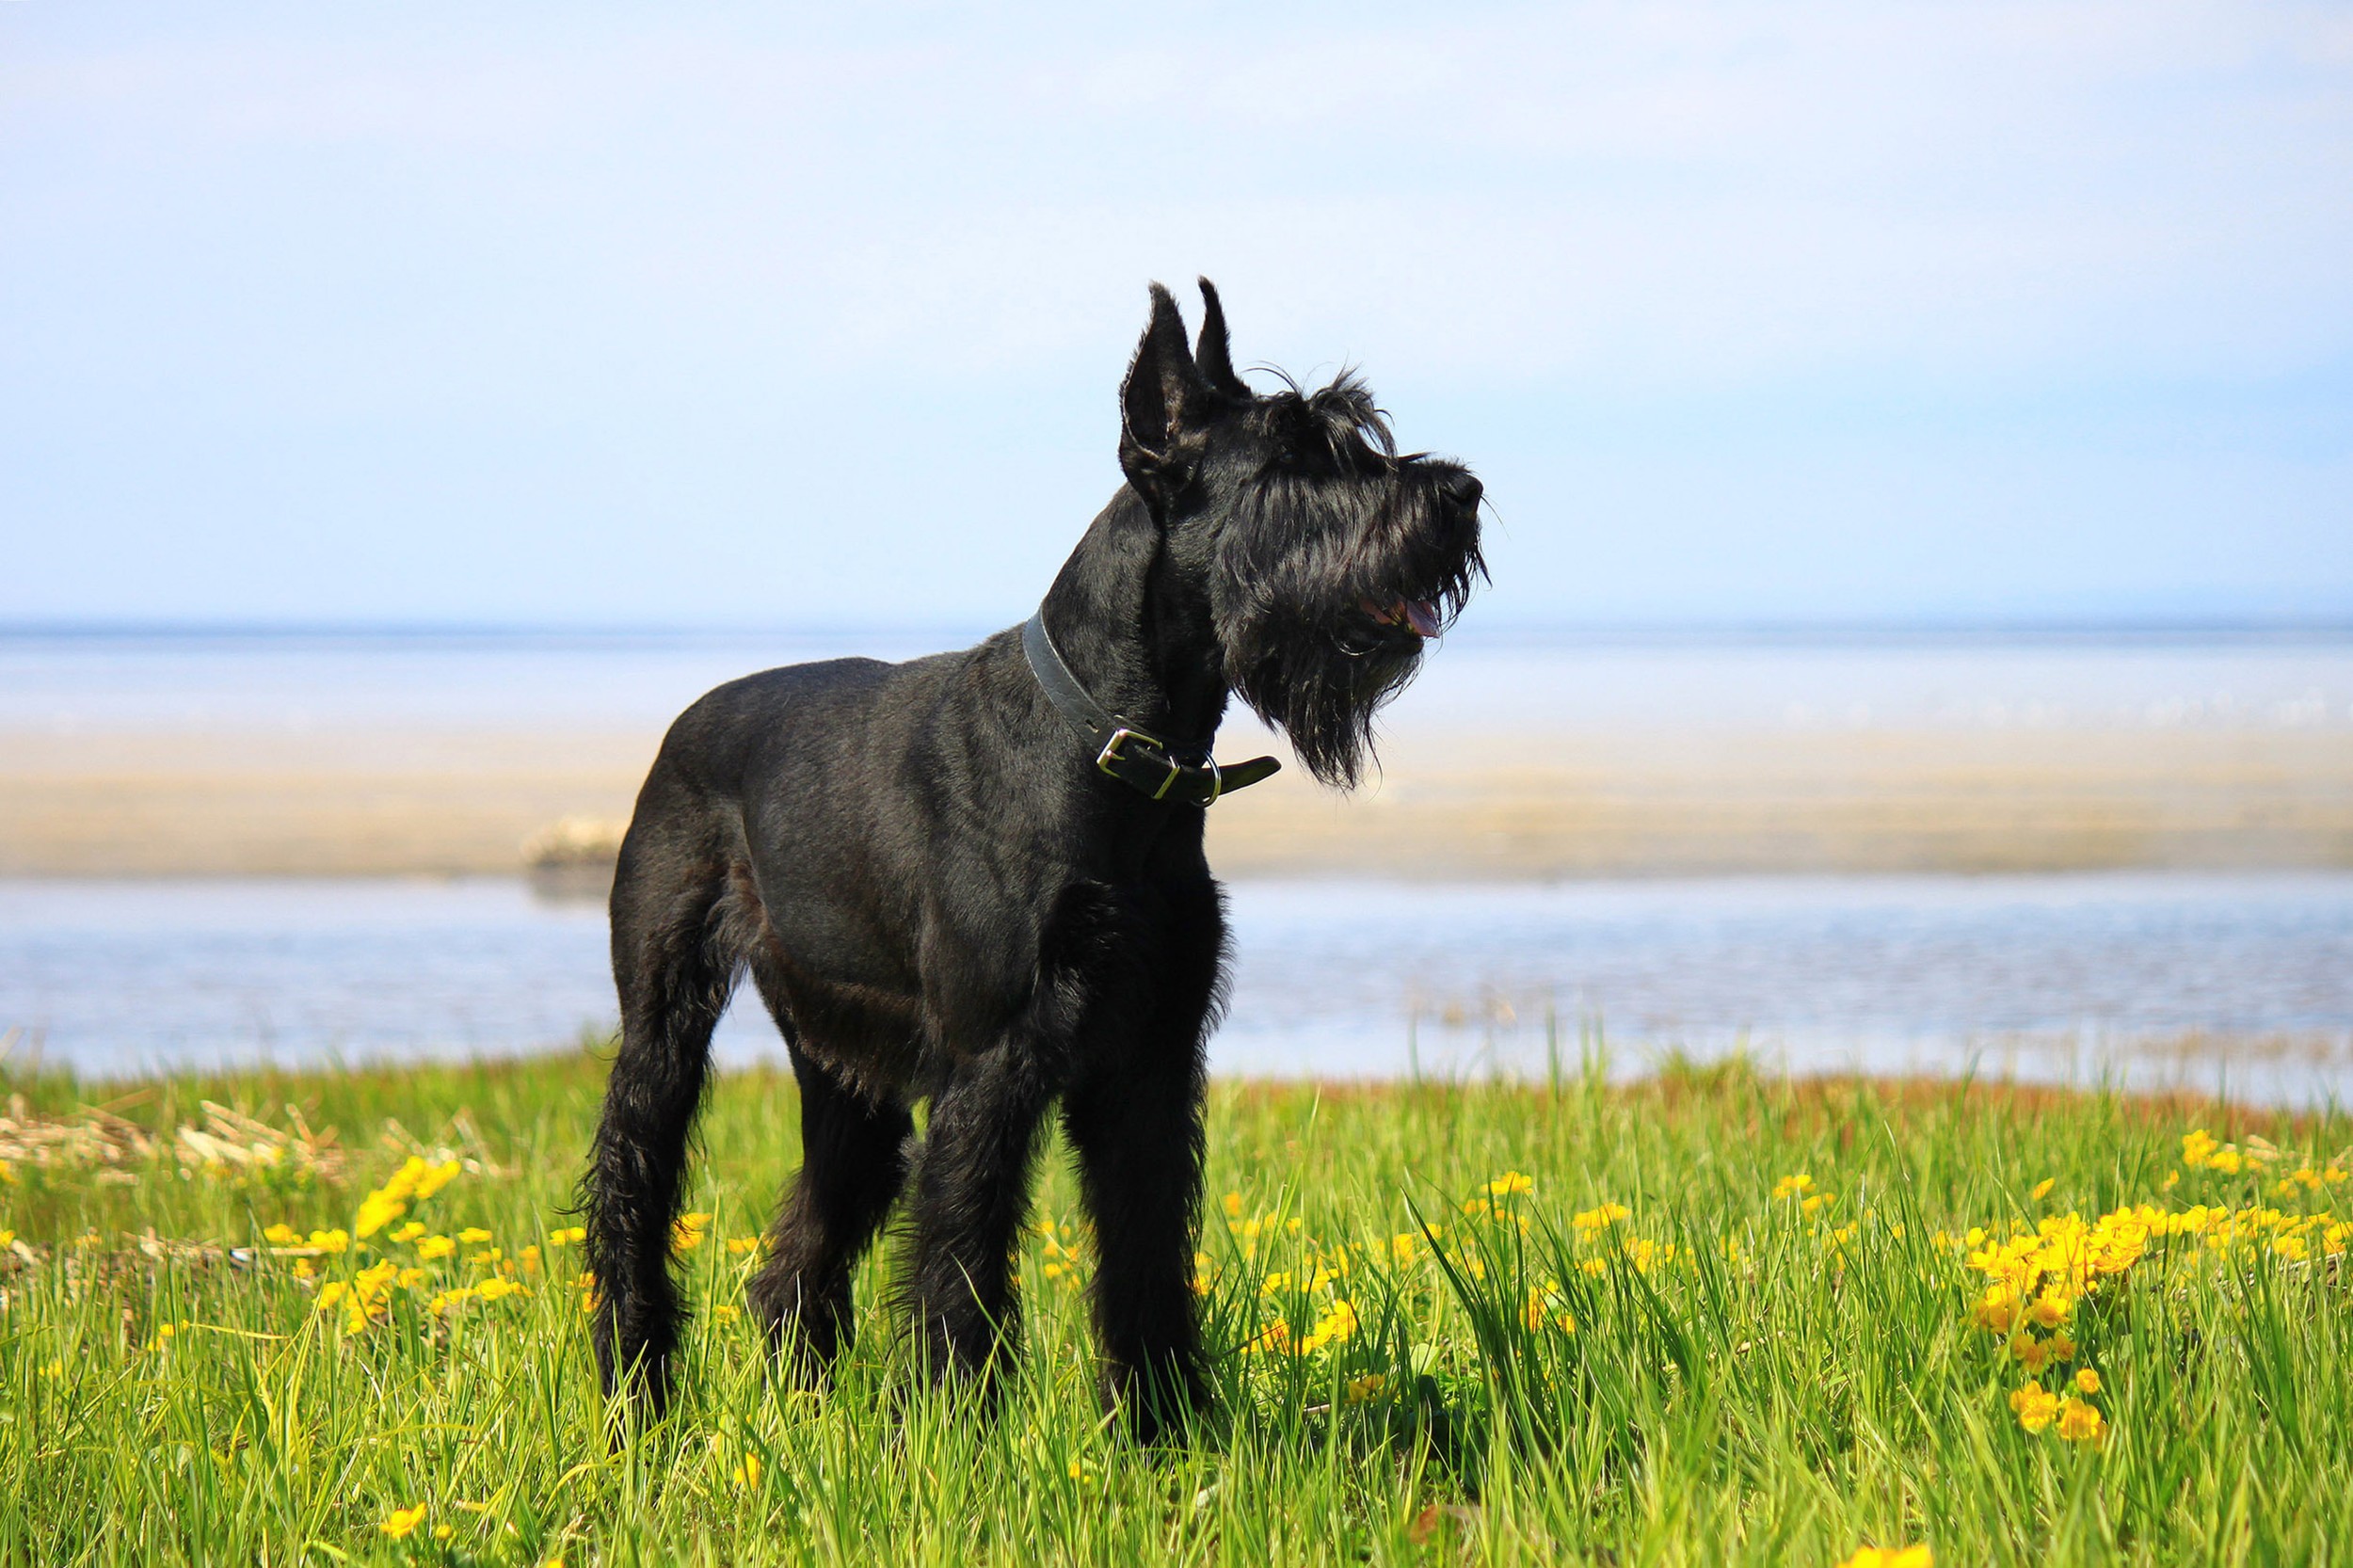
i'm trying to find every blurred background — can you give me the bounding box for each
[4,3,2349,1096]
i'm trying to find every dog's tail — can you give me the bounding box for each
[580,790,751,1425]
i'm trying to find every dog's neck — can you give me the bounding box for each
[1038,487,1230,750]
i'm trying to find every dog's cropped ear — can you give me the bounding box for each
[1193,278,1250,400]
[1119,281,1211,501]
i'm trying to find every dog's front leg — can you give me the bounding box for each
[904,1041,1055,1395]
[1062,1038,1211,1445]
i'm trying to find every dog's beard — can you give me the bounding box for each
[1225,620,1422,789]
[1215,482,1481,790]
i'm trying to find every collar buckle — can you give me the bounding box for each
[1096,727,1187,801]
[1029,606,1279,807]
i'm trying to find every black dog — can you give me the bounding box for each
[581,280,1482,1440]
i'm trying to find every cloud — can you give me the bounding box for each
[7,0,2347,392]
[0,1,2345,622]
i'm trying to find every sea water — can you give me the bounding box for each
[3,872,2347,1104]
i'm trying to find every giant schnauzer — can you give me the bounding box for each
[582,279,1483,1441]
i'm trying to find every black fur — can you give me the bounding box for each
[580,280,1483,1443]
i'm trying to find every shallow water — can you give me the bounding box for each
[4,872,2347,1104]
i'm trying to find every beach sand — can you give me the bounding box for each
[5,726,2348,878]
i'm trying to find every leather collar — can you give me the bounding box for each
[1021,608,1281,807]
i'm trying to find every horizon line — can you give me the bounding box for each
[6,614,2353,648]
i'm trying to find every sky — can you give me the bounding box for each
[3,1,2349,630]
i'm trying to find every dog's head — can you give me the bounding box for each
[1118,280,1485,789]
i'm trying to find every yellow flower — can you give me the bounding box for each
[1522,1283,1575,1332]
[1345,1372,1387,1404]
[726,1235,762,1256]
[2056,1396,2107,1446]
[456,1226,492,1245]
[1485,1172,1534,1198]
[472,1277,525,1304]
[416,1235,456,1260]
[733,1452,763,1489]
[546,1225,586,1248]
[2074,1368,2101,1395]
[2027,1292,2072,1330]
[353,1190,408,1240]
[353,1155,457,1239]
[1836,1548,1931,1568]
[433,1524,455,1542]
[2029,1178,2056,1201]
[262,1223,300,1247]
[1571,1202,1629,1236]
[1239,1320,1290,1355]
[414,1159,461,1200]
[671,1213,710,1253]
[1222,1192,1244,1219]
[2182,1128,2218,1169]
[391,1221,426,1244]
[712,1304,740,1323]
[2009,1381,2059,1433]
[379,1504,428,1539]
[1770,1173,1815,1201]
[1621,1236,1675,1274]
[1299,1299,1358,1352]
[2009,1332,2050,1374]
[307,1228,350,1255]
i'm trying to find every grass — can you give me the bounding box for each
[2,1048,2348,1566]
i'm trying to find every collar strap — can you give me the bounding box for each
[1021,609,1281,807]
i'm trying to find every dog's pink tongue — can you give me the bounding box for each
[1403,599,1443,638]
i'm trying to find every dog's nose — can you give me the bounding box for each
[1441,472,1482,511]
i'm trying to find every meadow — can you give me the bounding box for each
[2,1048,2346,1566]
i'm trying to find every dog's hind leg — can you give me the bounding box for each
[582,805,747,1421]
[744,965,915,1382]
